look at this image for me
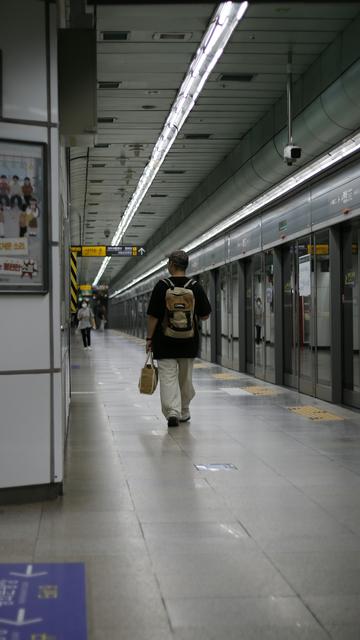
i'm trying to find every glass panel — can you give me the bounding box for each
[253,253,265,378]
[315,230,331,388]
[232,262,239,370]
[264,250,275,380]
[342,223,360,394]
[298,237,314,391]
[199,272,211,361]
[220,266,230,367]
[283,243,296,380]
[245,260,254,371]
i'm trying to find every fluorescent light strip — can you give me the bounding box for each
[109,130,360,299]
[93,1,248,286]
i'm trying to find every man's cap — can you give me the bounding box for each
[167,250,189,269]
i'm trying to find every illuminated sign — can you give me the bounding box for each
[71,246,146,257]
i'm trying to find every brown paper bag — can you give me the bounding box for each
[138,353,158,394]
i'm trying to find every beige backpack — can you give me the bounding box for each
[162,278,196,338]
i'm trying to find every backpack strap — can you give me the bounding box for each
[162,278,174,289]
[184,279,195,288]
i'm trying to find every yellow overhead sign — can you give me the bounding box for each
[79,284,92,291]
[71,245,146,257]
[81,246,107,257]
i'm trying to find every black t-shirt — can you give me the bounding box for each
[147,276,211,359]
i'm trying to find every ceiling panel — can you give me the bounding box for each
[69,2,360,285]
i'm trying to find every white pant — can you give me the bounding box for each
[157,358,195,419]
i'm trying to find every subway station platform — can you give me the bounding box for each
[2,330,360,639]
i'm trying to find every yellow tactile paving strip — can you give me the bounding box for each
[194,363,212,369]
[213,373,239,380]
[288,406,344,421]
[243,386,279,396]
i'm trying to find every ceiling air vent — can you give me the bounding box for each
[132,224,146,228]
[102,31,129,41]
[163,170,185,174]
[125,235,138,238]
[88,202,99,206]
[184,133,211,140]
[219,73,255,82]
[153,32,192,41]
[88,212,98,215]
[139,211,155,215]
[90,180,103,184]
[150,194,167,198]
[94,144,110,148]
[98,82,121,89]
[98,117,116,124]
[91,163,106,168]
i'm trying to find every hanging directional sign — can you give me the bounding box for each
[70,246,146,257]
[0,563,87,639]
[106,245,146,257]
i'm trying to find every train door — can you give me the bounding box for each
[216,264,239,369]
[342,220,360,408]
[231,262,240,370]
[282,232,331,400]
[245,259,254,374]
[218,265,231,367]
[198,271,211,362]
[253,254,265,379]
[264,251,275,383]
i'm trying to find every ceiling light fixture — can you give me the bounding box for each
[92,0,249,286]
[109,130,360,298]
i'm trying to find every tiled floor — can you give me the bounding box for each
[2,329,360,639]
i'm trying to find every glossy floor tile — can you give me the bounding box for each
[2,328,360,639]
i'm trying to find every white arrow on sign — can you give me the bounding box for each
[10,564,48,578]
[138,247,146,255]
[0,608,42,626]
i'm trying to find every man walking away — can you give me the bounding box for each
[146,250,211,427]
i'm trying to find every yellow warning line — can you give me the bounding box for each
[194,363,211,369]
[213,373,239,380]
[288,406,344,421]
[243,386,278,396]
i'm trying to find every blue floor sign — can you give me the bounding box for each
[0,563,87,639]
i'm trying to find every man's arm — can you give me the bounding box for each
[146,315,158,352]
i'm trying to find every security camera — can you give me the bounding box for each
[104,229,110,239]
[283,144,302,166]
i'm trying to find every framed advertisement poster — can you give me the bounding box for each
[0,139,48,293]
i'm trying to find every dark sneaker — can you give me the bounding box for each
[179,415,191,423]
[167,416,179,427]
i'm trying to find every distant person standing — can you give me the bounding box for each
[146,250,211,427]
[77,300,94,350]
